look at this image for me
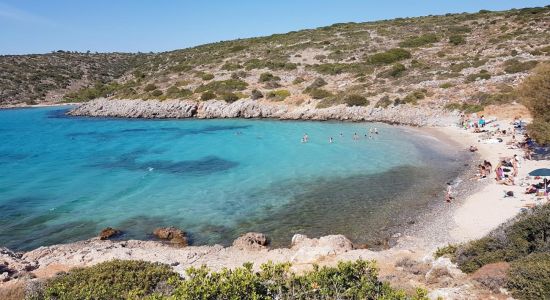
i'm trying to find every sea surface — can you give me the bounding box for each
[0,107,466,250]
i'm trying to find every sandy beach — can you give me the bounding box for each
[434,121,548,243]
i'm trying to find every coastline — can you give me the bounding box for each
[1,106,547,298]
[0,102,79,110]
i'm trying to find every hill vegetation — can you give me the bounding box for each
[1,6,549,140]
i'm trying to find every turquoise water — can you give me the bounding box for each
[0,107,465,250]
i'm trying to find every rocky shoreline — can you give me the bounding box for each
[67,98,459,127]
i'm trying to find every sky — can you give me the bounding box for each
[0,0,548,55]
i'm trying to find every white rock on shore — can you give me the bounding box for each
[68,98,459,126]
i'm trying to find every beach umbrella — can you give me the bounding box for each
[528,168,550,177]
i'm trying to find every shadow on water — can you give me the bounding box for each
[89,155,238,176]
[66,125,251,141]
[190,163,463,248]
[46,108,72,119]
[0,196,100,250]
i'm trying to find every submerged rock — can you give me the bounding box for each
[232,232,269,250]
[153,227,188,247]
[99,227,121,240]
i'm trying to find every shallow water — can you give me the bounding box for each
[0,107,466,250]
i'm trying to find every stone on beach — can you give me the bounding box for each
[153,227,188,247]
[99,227,121,240]
[232,232,269,250]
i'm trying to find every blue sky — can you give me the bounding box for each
[0,1,548,55]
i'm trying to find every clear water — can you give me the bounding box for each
[0,107,465,250]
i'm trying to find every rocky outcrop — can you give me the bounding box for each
[0,248,37,282]
[99,227,121,240]
[232,232,269,250]
[153,227,189,247]
[68,98,459,126]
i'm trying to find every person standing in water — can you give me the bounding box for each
[303,133,309,143]
[353,133,359,140]
[374,128,379,134]
[445,183,454,203]
[329,137,333,143]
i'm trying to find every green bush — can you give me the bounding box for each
[244,58,297,71]
[38,260,178,300]
[308,88,333,99]
[170,63,193,73]
[503,59,538,74]
[221,62,242,71]
[165,86,192,99]
[266,89,290,101]
[449,35,466,45]
[150,89,163,97]
[143,83,157,92]
[64,81,120,102]
[401,89,426,105]
[221,92,240,103]
[195,79,248,94]
[200,91,216,101]
[375,95,392,108]
[292,77,305,84]
[519,63,550,144]
[507,253,550,300]
[399,34,438,48]
[306,77,327,90]
[367,48,411,65]
[171,260,428,300]
[454,204,550,273]
[259,72,280,83]
[310,63,372,75]
[439,82,453,89]
[382,63,406,78]
[343,94,369,106]
[251,89,263,100]
[200,73,215,81]
[466,70,491,82]
[435,244,459,258]
[444,102,484,113]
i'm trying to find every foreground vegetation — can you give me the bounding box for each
[519,63,550,144]
[30,260,428,300]
[435,204,550,299]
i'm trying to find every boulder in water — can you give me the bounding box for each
[153,227,188,247]
[99,227,121,240]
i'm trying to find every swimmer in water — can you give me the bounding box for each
[339,132,343,137]
[329,137,333,143]
[374,128,379,134]
[353,132,359,140]
[303,133,309,143]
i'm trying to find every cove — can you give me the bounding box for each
[0,107,466,250]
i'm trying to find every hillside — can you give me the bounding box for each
[1,7,549,113]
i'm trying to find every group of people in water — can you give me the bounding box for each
[301,127,379,144]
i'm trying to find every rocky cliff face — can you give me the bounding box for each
[68,98,459,126]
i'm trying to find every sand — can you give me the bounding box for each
[434,121,548,243]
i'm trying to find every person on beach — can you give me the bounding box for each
[484,160,492,174]
[469,145,478,152]
[495,163,504,181]
[445,183,454,203]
